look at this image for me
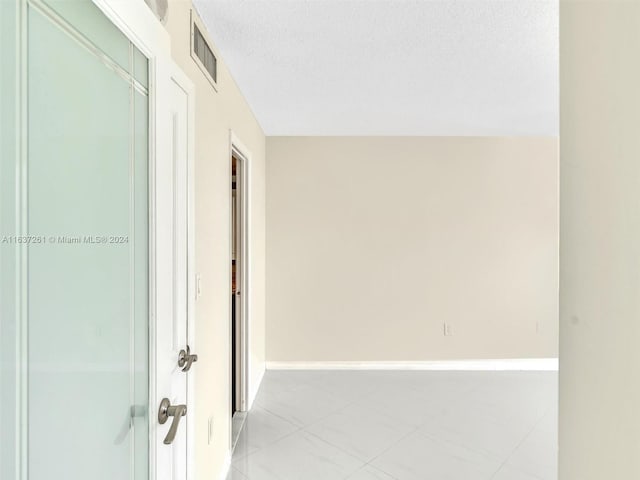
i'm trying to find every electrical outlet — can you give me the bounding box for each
[208,416,213,444]
[443,323,453,336]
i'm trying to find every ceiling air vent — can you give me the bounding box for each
[191,11,218,90]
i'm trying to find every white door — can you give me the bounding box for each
[155,74,194,480]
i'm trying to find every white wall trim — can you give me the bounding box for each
[266,359,559,372]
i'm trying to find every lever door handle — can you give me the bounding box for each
[158,398,187,445]
[178,345,198,372]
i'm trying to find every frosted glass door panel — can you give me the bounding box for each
[26,3,149,480]
[0,2,19,479]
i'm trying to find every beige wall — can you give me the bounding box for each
[164,2,266,479]
[267,137,558,362]
[560,1,640,478]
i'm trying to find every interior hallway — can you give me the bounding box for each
[227,371,557,480]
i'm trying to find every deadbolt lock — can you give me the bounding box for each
[178,345,198,372]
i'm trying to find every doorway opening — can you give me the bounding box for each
[230,146,249,448]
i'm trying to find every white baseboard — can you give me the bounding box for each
[266,358,558,372]
[248,364,266,409]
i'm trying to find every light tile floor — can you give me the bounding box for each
[228,371,557,480]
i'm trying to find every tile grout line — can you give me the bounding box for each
[238,378,407,478]
[250,374,491,477]
[236,373,556,480]
[487,403,554,480]
[356,424,424,479]
[356,375,525,480]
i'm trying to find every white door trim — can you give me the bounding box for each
[92,0,170,58]
[89,3,195,480]
[229,131,252,417]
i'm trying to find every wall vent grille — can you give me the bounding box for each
[191,12,218,89]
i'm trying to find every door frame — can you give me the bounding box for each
[229,131,251,419]
[90,2,196,480]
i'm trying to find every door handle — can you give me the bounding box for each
[178,345,198,372]
[158,398,187,445]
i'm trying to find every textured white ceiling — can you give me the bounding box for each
[193,0,558,136]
